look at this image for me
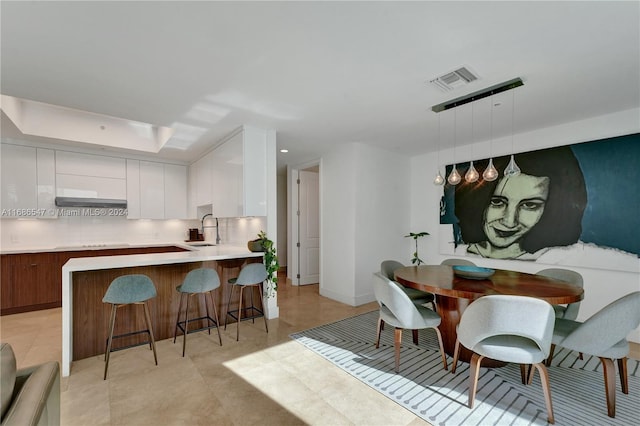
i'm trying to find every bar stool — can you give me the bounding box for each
[224,263,269,341]
[173,268,223,356]
[102,274,158,380]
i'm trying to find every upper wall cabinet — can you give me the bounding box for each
[126,160,187,219]
[1,144,56,218]
[163,163,188,219]
[211,126,267,217]
[55,151,126,199]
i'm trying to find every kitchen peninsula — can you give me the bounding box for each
[61,244,263,376]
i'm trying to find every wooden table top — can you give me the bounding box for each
[394,265,584,305]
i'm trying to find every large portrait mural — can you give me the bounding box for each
[439,133,639,273]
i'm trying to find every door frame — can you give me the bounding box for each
[287,159,321,287]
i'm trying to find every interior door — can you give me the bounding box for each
[298,170,319,285]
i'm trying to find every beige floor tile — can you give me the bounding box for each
[1,277,431,426]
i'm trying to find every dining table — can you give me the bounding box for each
[394,264,584,365]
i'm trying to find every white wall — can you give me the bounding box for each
[411,107,640,343]
[321,143,411,305]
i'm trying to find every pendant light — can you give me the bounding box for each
[482,95,499,181]
[503,90,521,178]
[465,102,479,183]
[447,108,461,185]
[433,113,445,185]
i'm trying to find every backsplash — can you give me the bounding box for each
[0,216,266,250]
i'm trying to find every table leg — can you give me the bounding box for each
[435,295,468,355]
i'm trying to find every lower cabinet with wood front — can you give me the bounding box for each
[0,246,189,315]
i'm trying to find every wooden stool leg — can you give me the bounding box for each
[209,291,222,346]
[204,292,211,335]
[104,304,118,380]
[182,295,190,357]
[224,284,235,330]
[237,286,244,341]
[259,283,268,333]
[173,293,184,343]
[250,286,256,324]
[142,301,158,365]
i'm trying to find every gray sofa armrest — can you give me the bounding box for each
[1,361,60,426]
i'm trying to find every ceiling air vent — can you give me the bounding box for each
[430,67,478,92]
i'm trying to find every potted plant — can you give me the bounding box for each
[249,230,279,297]
[404,231,430,265]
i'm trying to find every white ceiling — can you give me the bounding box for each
[1,1,639,171]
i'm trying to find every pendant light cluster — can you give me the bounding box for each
[431,77,524,186]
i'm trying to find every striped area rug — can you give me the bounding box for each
[290,310,639,426]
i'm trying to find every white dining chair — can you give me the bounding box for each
[453,295,556,424]
[372,272,447,373]
[545,291,640,418]
[536,268,583,320]
[380,260,435,309]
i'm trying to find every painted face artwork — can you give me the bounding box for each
[482,174,550,252]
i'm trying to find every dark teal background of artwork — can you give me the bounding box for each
[441,133,640,256]
[572,134,640,255]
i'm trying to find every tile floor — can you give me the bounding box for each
[1,276,429,426]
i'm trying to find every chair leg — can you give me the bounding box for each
[412,329,419,345]
[618,357,628,394]
[526,364,535,385]
[533,363,555,424]
[104,304,118,380]
[600,357,617,418]
[250,285,255,324]
[224,284,235,330]
[520,364,527,385]
[375,317,383,348]
[451,339,460,374]
[258,282,268,333]
[209,291,222,346]
[173,293,185,343]
[468,352,484,408]
[546,344,556,366]
[142,302,158,366]
[394,327,403,373]
[432,327,448,371]
[182,294,190,357]
[236,286,244,341]
[204,292,211,335]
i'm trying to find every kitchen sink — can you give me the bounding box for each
[186,242,216,247]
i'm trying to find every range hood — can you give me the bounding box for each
[55,197,127,208]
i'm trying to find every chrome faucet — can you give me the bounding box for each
[201,214,221,245]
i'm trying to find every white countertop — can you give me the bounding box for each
[0,241,201,255]
[61,243,262,272]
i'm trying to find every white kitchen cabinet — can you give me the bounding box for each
[36,148,56,217]
[55,151,126,199]
[1,144,37,214]
[164,163,187,219]
[187,162,197,219]
[126,159,141,219]
[194,151,213,207]
[139,161,165,219]
[56,151,126,178]
[1,144,56,218]
[211,126,267,217]
[128,160,187,219]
